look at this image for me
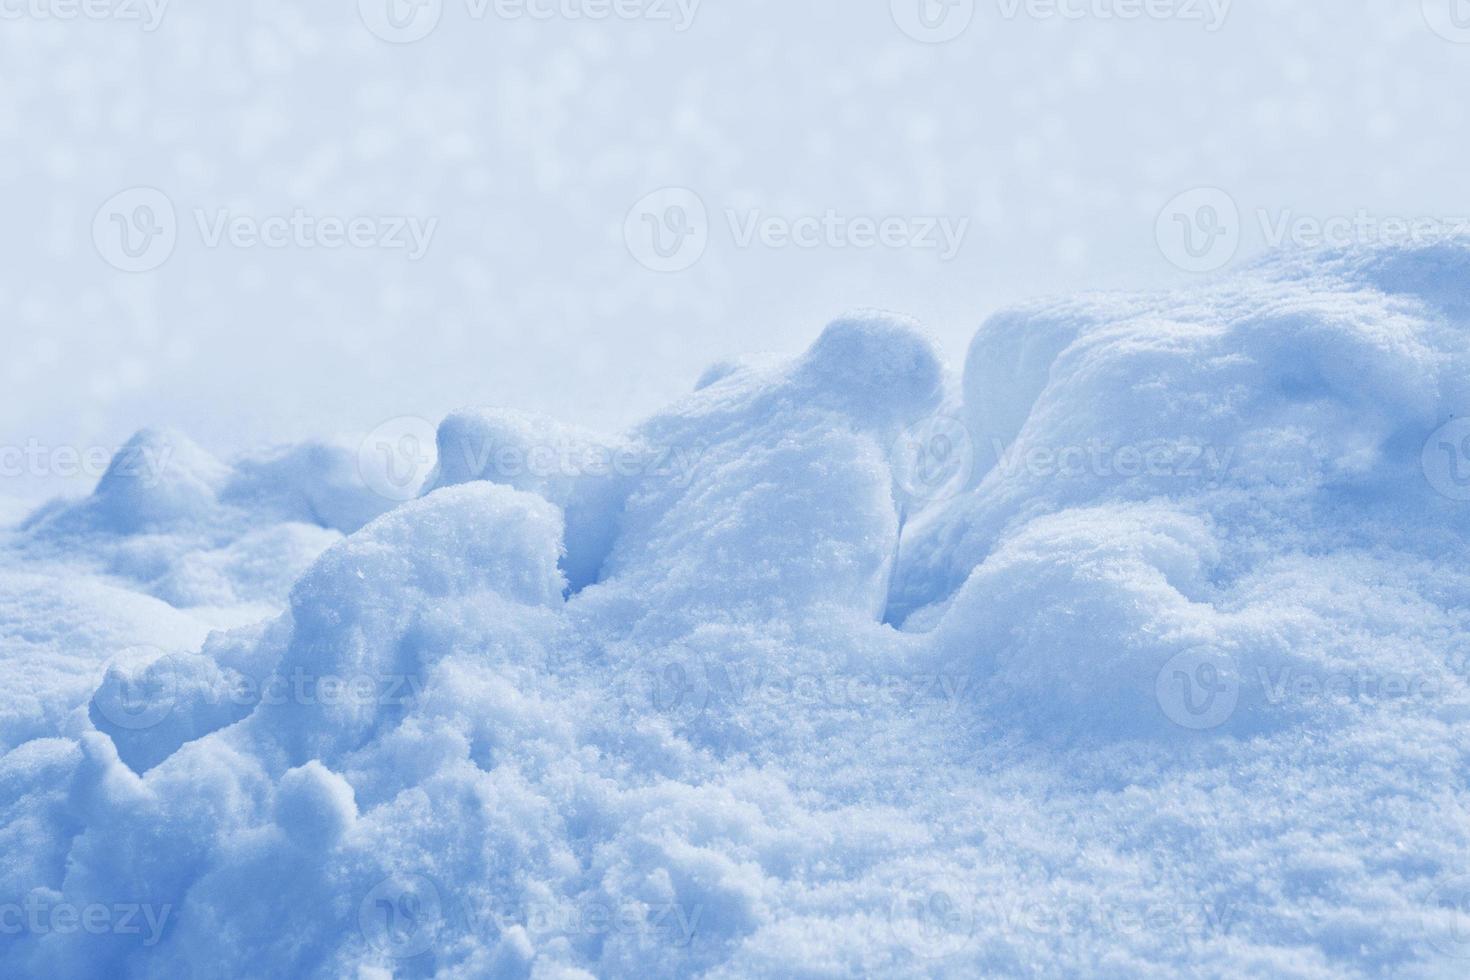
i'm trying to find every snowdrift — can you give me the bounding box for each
[4,245,1470,977]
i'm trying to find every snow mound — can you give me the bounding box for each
[13,433,397,618]
[4,251,1470,977]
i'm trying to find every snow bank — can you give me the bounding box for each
[4,245,1470,977]
[12,433,396,620]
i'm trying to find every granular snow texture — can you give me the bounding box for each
[4,245,1470,978]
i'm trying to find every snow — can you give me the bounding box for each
[4,243,1470,977]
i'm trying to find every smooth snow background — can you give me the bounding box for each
[4,0,1470,505]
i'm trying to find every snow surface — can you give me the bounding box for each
[4,243,1470,977]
